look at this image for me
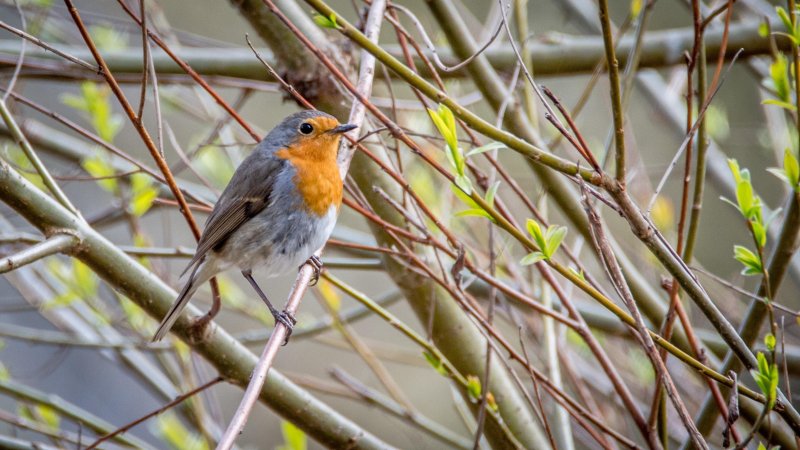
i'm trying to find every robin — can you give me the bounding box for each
[152,110,356,342]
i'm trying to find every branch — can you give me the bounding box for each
[0,378,153,448]
[582,184,707,449]
[0,98,78,214]
[0,154,389,448]
[0,232,78,274]
[597,0,627,182]
[0,20,788,77]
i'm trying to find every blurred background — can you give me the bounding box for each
[0,0,795,449]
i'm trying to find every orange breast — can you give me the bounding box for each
[276,141,342,216]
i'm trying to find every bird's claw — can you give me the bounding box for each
[305,255,323,286]
[273,309,297,346]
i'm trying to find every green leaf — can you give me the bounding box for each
[130,173,158,217]
[784,148,800,188]
[762,99,797,111]
[312,12,339,30]
[438,104,457,150]
[735,178,755,218]
[569,267,586,281]
[451,184,479,208]
[751,352,778,408]
[89,25,127,52]
[82,153,118,193]
[452,183,497,222]
[35,405,60,429]
[768,167,792,184]
[423,351,448,376]
[544,225,567,259]
[455,209,493,220]
[765,333,777,351]
[466,375,481,401]
[759,22,770,38]
[752,220,767,248]
[520,252,546,265]
[733,245,763,276]
[526,219,545,248]
[768,54,793,104]
[73,260,98,297]
[465,141,506,157]
[454,174,472,195]
[485,181,500,208]
[279,421,307,450]
[777,7,795,37]
[630,0,643,17]
[62,82,123,142]
[156,413,209,450]
[427,104,458,156]
[728,158,744,183]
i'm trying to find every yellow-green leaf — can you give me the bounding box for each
[279,420,307,450]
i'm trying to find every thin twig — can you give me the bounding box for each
[647,49,744,214]
[0,19,98,71]
[580,182,708,450]
[597,0,627,183]
[331,368,471,449]
[114,0,261,143]
[0,99,79,214]
[0,232,78,274]
[390,3,505,73]
[85,377,223,449]
[3,0,26,102]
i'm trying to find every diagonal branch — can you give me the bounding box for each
[0,232,78,274]
[581,184,707,450]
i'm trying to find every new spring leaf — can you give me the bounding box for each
[733,245,763,275]
[522,219,567,264]
[751,352,779,408]
[428,104,472,194]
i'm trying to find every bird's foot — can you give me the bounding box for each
[272,309,297,345]
[305,255,323,286]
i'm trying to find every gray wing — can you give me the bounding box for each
[182,150,285,273]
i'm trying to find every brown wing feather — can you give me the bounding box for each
[182,153,285,274]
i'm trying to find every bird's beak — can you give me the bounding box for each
[330,123,358,134]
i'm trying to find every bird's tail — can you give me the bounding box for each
[152,259,217,342]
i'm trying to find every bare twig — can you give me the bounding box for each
[0,232,78,274]
[0,98,79,214]
[580,183,708,450]
[0,19,98,71]
[3,0,26,102]
[85,377,223,449]
[646,49,744,214]
[390,3,505,73]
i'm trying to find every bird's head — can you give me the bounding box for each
[269,110,356,160]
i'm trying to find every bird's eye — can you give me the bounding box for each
[299,122,314,135]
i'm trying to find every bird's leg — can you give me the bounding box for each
[241,269,296,344]
[305,255,323,286]
[192,276,222,334]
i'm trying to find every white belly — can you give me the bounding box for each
[263,205,336,276]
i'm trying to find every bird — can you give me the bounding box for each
[152,110,356,342]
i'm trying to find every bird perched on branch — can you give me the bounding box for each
[153,110,356,342]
